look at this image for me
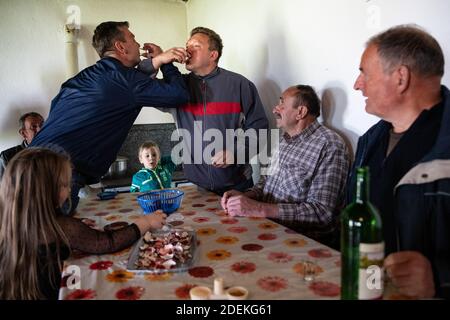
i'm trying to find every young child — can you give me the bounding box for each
[130,141,176,192]
[0,147,166,300]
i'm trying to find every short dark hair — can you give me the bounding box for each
[19,112,44,130]
[92,21,129,58]
[190,27,223,61]
[292,85,321,118]
[367,24,444,77]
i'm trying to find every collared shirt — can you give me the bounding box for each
[250,120,350,240]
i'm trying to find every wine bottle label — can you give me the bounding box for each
[358,242,384,300]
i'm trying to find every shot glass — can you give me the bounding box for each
[302,260,317,282]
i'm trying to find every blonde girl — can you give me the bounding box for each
[0,147,166,299]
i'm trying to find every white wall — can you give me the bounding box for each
[186,0,450,153]
[0,0,187,150]
[1,0,449,154]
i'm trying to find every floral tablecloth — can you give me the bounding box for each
[59,185,341,300]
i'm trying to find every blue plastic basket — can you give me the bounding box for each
[137,189,184,215]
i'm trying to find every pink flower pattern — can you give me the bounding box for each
[220,218,239,224]
[116,286,145,300]
[227,226,248,233]
[267,252,293,263]
[257,276,288,292]
[193,217,210,223]
[89,260,113,270]
[64,289,96,300]
[309,281,340,297]
[308,248,333,258]
[231,261,256,274]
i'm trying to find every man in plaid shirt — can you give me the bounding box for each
[221,85,350,248]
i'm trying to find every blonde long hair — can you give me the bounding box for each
[0,147,71,299]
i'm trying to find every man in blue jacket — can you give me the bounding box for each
[31,21,189,213]
[348,24,450,299]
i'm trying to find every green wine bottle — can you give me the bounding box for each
[341,166,384,300]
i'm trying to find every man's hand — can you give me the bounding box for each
[151,47,187,70]
[221,190,243,212]
[384,251,435,299]
[226,194,261,217]
[226,195,278,218]
[211,150,234,168]
[142,43,163,58]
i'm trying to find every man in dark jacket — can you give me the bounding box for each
[348,24,450,299]
[171,27,269,195]
[0,112,44,180]
[31,21,189,213]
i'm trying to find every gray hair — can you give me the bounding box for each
[19,112,44,130]
[367,24,444,77]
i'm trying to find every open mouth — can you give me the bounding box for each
[185,52,192,63]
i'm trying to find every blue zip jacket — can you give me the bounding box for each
[31,58,188,180]
[176,67,269,191]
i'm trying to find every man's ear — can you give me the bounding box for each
[114,40,127,55]
[297,105,308,120]
[19,128,26,140]
[397,65,411,93]
[210,50,219,62]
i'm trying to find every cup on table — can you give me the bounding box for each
[190,286,212,300]
[226,286,248,300]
